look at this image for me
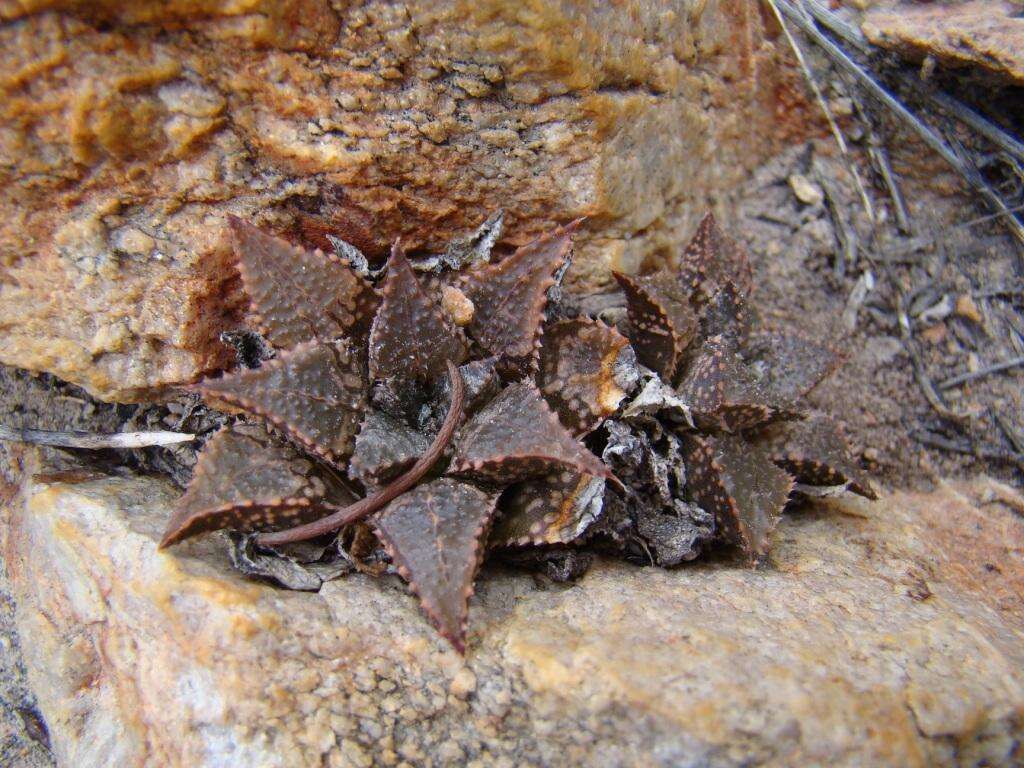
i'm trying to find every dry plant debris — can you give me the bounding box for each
[158,212,875,651]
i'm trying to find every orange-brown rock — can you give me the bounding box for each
[1,2,811,401]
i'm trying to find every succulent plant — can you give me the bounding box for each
[161,211,874,652]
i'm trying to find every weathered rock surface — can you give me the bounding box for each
[0,1,811,402]
[863,1,1024,85]
[3,451,1023,767]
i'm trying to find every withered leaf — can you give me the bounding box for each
[349,408,430,487]
[613,271,697,382]
[744,329,842,401]
[228,216,378,349]
[373,478,498,652]
[683,434,793,562]
[491,471,605,547]
[450,380,612,485]
[459,222,577,374]
[538,318,637,436]
[756,415,876,499]
[678,212,753,304]
[677,336,798,432]
[161,426,336,547]
[199,340,366,465]
[368,243,467,384]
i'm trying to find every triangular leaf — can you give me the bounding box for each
[349,408,430,487]
[373,478,498,652]
[678,212,753,305]
[228,216,378,349]
[199,340,366,465]
[368,243,468,384]
[700,281,750,343]
[613,271,697,381]
[683,434,793,562]
[677,336,798,432]
[755,415,876,499]
[744,329,842,401]
[161,426,344,547]
[450,380,612,484]
[491,471,605,547]
[538,318,637,436]
[459,222,577,374]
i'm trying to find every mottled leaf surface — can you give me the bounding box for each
[677,337,797,432]
[756,415,876,499]
[369,243,467,384]
[492,471,605,547]
[683,434,793,562]
[614,271,697,381]
[349,409,430,487]
[538,318,637,436]
[450,380,611,484]
[374,478,498,652]
[162,426,332,546]
[229,216,378,349]
[678,212,753,304]
[700,282,750,343]
[744,330,841,401]
[199,340,366,465]
[460,222,576,373]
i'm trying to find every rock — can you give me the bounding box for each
[788,173,824,206]
[863,1,1024,85]
[3,453,1023,767]
[0,2,812,402]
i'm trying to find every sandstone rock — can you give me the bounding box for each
[863,1,1024,85]
[0,2,812,402]
[3,453,1023,767]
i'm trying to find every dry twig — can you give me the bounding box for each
[0,425,195,449]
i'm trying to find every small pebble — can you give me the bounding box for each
[788,174,824,206]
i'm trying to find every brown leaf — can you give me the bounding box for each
[613,271,697,381]
[450,380,612,485]
[368,242,467,384]
[228,216,378,349]
[743,329,842,401]
[199,340,366,465]
[677,336,798,432]
[678,212,753,304]
[349,409,430,487]
[491,471,605,547]
[373,478,498,652]
[683,434,793,562]
[538,318,637,435]
[161,426,344,547]
[756,415,876,499]
[459,222,577,374]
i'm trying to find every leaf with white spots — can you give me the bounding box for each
[228,216,378,349]
[744,329,842,401]
[614,271,697,382]
[538,318,638,436]
[491,471,606,547]
[374,478,498,652]
[683,434,793,562]
[678,212,753,305]
[199,340,366,466]
[161,426,348,547]
[755,415,876,499]
[450,380,612,485]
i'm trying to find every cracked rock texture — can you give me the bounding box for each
[3,449,1023,767]
[0,1,811,402]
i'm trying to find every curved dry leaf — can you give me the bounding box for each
[460,222,577,374]
[756,415,876,499]
[199,340,366,465]
[491,471,605,547]
[683,434,793,562]
[614,271,697,381]
[744,329,842,401]
[369,243,467,384]
[450,380,611,485]
[678,212,753,304]
[373,478,498,652]
[228,216,378,349]
[538,318,637,436]
[161,426,335,547]
[677,337,798,432]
